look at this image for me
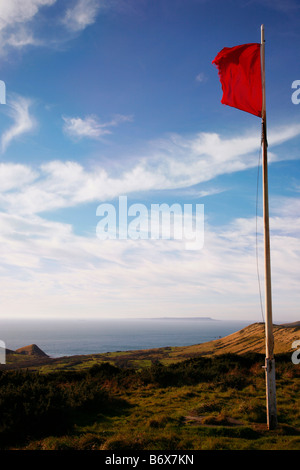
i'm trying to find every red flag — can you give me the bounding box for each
[212,43,262,117]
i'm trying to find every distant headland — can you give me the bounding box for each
[146,317,217,321]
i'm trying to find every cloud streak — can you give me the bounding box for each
[62,0,104,32]
[1,95,36,152]
[62,114,133,140]
[0,201,299,321]
[0,0,106,54]
[0,163,38,191]
[0,0,57,52]
[0,120,299,320]
[1,122,300,214]
[0,0,56,30]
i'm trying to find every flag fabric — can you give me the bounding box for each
[212,43,262,117]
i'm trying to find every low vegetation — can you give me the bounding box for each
[1,352,299,450]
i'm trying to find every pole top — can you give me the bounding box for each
[261,24,265,43]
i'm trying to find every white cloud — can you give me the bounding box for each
[0,121,299,320]
[1,122,300,215]
[195,72,207,83]
[62,0,103,32]
[0,0,56,30]
[1,95,36,152]
[0,199,299,321]
[0,0,106,54]
[63,115,111,139]
[62,114,133,140]
[0,163,38,191]
[0,0,56,52]
[5,28,39,48]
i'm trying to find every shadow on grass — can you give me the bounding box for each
[0,364,133,449]
[70,394,133,429]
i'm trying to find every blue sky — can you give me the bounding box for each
[0,0,300,322]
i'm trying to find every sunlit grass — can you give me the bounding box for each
[1,353,299,451]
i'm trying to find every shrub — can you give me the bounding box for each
[138,354,258,389]
[0,368,126,448]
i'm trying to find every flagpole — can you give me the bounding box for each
[261,24,277,430]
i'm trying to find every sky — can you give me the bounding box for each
[0,0,300,323]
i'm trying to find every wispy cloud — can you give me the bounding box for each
[0,0,56,29]
[0,0,138,55]
[0,0,56,52]
[5,28,40,48]
[195,72,207,83]
[62,114,133,140]
[0,0,105,54]
[0,122,299,320]
[61,0,104,32]
[0,163,38,192]
[0,122,299,215]
[1,200,300,320]
[1,95,36,152]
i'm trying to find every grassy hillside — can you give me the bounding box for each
[0,322,299,450]
[0,352,299,450]
[3,322,299,372]
[178,322,300,356]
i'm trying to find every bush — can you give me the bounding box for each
[87,362,121,378]
[0,368,124,448]
[138,354,261,388]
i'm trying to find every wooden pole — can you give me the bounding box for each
[261,24,277,430]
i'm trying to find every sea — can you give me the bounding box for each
[0,318,251,358]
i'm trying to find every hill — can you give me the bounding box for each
[15,344,49,357]
[174,322,300,357]
[2,321,298,372]
[1,321,299,451]
[0,327,299,451]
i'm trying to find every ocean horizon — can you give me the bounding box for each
[0,317,252,358]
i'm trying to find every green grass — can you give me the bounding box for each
[1,354,299,450]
